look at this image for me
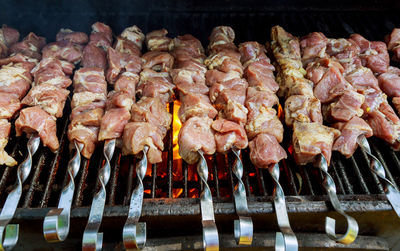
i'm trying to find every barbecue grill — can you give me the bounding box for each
[1,0,400,250]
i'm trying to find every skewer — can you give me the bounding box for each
[231,148,253,245]
[0,134,40,250]
[317,154,358,244]
[268,162,298,251]
[43,140,83,242]
[357,135,400,216]
[197,150,219,251]
[82,139,115,250]
[123,145,149,250]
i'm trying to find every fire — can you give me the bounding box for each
[172,188,183,198]
[172,100,182,160]
[277,104,284,120]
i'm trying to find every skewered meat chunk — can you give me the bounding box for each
[122,122,164,164]
[56,28,89,45]
[21,84,69,118]
[238,41,270,68]
[142,51,174,72]
[42,40,84,64]
[10,32,46,60]
[299,32,328,65]
[82,44,107,69]
[0,25,20,58]
[16,106,59,151]
[386,28,400,61]
[378,66,400,98]
[326,38,361,73]
[205,69,241,87]
[73,67,108,94]
[212,118,248,153]
[70,103,104,127]
[209,78,248,108]
[137,69,175,102]
[114,37,142,56]
[323,90,364,122]
[146,29,172,52]
[89,22,113,50]
[114,72,138,98]
[68,125,99,159]
[204,52,243,76]
[0,119,16,166]
[106,91,133,111]
[171,68,208,95]
[178,116,216,164]
[332,117,373,158]
[178,93,217,123]
[98,108,131,141]
[106,47,142,83]
[169,34,205,63]
[120,25,145,51]
[244,59,278,93]
[0,93,21,119]
[31,57,73,88]
[285,95,323,127]
[0,62,34,98]
[349,34,389,74]
[249,133,287,168]
[130,97,172,137]
[292,122,340,165]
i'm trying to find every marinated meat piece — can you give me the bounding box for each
[285,95,323,127]
[10,32,46,60]
[171,68,208,95]
[73,67,107,94]
[178,93,217,123]
[300,32,328,65]
[393,97,400,114]
[131,97,172,136]
[0,25,20,47]
[238,42,269,68]
[32,58,73,88]
[71,92,106,109]
[222,99,248,125]
[205,69,240,87]
[326,38,361,73]
[0,93,21,119]
[386,28,400,61]
[292,122,340,165]
[16,107,59,152]
[114,72,139,98]
[204,52,243,76]
[56,28,88,45]
[178,116,216,164]
[271,26,302,61]
[349,34,389,74]
[70,104,104,127]
[142,51,174,72]
[146,29,172,52]
[169,34,205,61]
[114,37,141,56]
[209,78,248,108]
[21,84,69,117]
[332,117,373,158]
[68,124,99,159]
[98,108,131,141]
[120,25,145,50]
[0,119,16,166]
[212,118,248,153]
[378,67,400,97]
[249,133,287,168]
[106,91,133,111]
[106,47,142,83]
[137,69,175,102]
[324,90,364,122]
[122,122,164,164]
[175,59,207,75]
[0,63,32,98]
[42,41,83,64]
[82,44,107,69]
[208,26,235,50]
[244,60,278,92]
[89,23,113,50]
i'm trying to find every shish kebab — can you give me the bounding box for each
[43,22,111,243]
[204,26,254,246]
[170,32,220,250]
[82,25,145,251]
[122,29,174,250]
[0,29,47,250]
[270,26,359,244]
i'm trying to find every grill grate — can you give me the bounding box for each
[0,10,400,249]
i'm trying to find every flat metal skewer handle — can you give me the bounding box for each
[123,146,149,250]
[231,148,253,246]
[197,150,219,251]
[358,135,400,217]
[318,154,358,244]
[268,163,298,251]
[0,135,40,251]
[43,141,83,242]
[83,139,115,251]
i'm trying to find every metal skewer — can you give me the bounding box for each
[82,139,115,251]
[357,135,400,216]
[123,145,148,250]
[197,150,219,251]
[43,140,84,242]
[317,154,359,244]
[0,134,40,250]
[231,148,253,245]
[268,162,298,251]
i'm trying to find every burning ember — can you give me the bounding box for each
[278,104,284,120]
[172,100,182,160]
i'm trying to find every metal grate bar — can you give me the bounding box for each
[124,158,135,205]
[183,161,188,198]
[167,102,174,198]
[107,151,120,206]
[359,150,384,194]
[331,161,346,195]
[371,144,399,190]
[151,164,157,198]
[350,155,372,194]
[213,155,220,199]
[22,152,46,208]
[335,159,354,194]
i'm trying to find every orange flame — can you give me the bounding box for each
[278,104,284,121]
[172,188,183,198]
[173,100,182,160]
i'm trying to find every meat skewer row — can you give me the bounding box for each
[43,22,111,243]
[121,29,173,250]
[170,32,220,250]
[0,25,20,58]
[82,25,145,251]
[323,31,400,217]
[271,26,359,244]
[0,30,47,250]
[204,26,255,246]
[238,39,299,249]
